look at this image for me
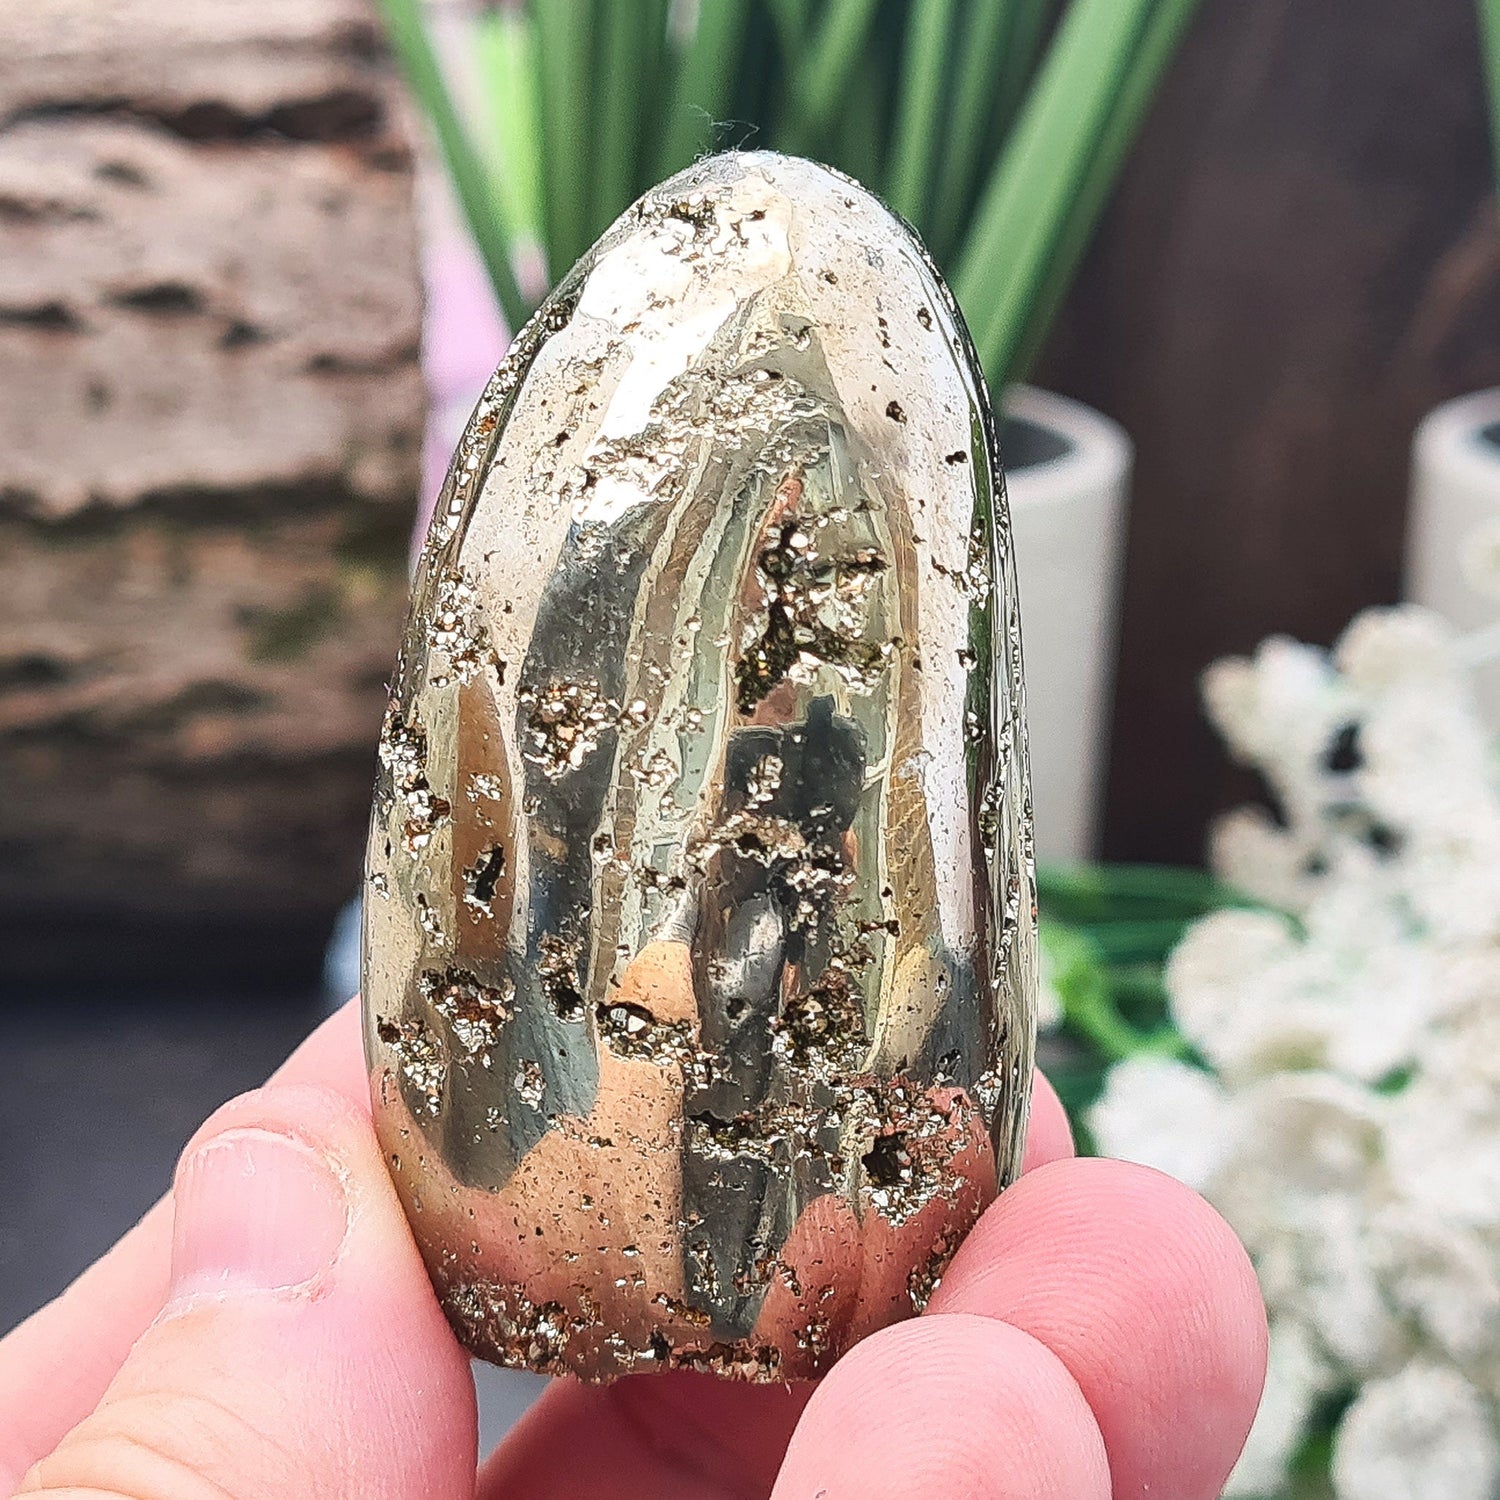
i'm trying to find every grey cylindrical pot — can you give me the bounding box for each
[1407,389,1500,722]
[1003,387,1131,863]
[362,152,1037,1383]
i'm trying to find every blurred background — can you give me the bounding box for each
[5,1,1500,1492]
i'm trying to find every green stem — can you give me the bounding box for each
[373,0,528,330]
[886,0,957,225]
[1012,0,1206,379]
[655,0,752,179]
[1480,0,1500,194]
[928,0,1016,260]
[953,0,1157,390]
[533,0,597,281]
[595,0,648,233]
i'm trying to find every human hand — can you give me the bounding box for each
[1,1000,1266,1499]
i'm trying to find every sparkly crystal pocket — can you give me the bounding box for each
[362,152,1036,1382]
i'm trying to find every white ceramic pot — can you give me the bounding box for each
[1003,386,1133,862]
[1406,389,1500,720]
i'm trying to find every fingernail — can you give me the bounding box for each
[168,1128,348,1302]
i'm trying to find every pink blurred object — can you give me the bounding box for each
[415,232,509,549]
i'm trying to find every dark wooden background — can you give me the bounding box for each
[1039,0,1500,863]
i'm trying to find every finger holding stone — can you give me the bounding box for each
[0,998,369,1488]
[771,1314,1111,1499]
[16,1081,477,1500]
[1021,1070,1074,1174]
[479,1370,811,1500]
[927,1157,1268,1500]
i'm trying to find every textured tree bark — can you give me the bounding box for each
[1039,0,1500,866]
[0,0,424,985]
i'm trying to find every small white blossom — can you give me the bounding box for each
[1368,1206,1500,1381]
[1333,605,1462,692]
[1091,600,1500,1494]
[1385,1063,1500,1234]
[1224,1317,1332,1498]
[1164,909,1299,1080]
[1209,805,1319,912]
[1166,906,1433,1086]
[1087,1054,1233,1192]
[1203,638,1352,833]
[1213,1075,1397,1373]
[1332,1363,1499,1500]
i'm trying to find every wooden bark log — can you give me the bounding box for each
[0,0,424,984]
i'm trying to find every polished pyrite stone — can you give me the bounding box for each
[362,151,1037,1382]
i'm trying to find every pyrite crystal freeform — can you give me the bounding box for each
[363,152,1036,1382]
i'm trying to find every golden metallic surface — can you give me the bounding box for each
[362,152,1036,1382]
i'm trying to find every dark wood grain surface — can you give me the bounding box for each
[1037,0,1500,863]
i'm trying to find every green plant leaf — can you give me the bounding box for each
[926,0,1017,260]
[887,0,958,225]
[595,0,651,235]
[1041,918,1191,1063]
[533,0,598,279]
[380,0,1205,399]
[636,0,675,180]
[655,0,753,178]
[476,5,544,243]
[1013,0,1205,378]
[1083,918,1202,963]
[767,0,812,55]
[953,0,1156,389]
[373,0,529,330]
[992,0,1062,137]
[1038,861,1250,922]
[1481,0,1500,191]
[782,0,884,150]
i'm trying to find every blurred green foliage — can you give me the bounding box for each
[1037,863,1254,1143]
[1482,0,1500,192]
[376,0,1203,392]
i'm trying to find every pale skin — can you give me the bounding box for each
[0,999,1267,1499]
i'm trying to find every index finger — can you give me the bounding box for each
[927,1158,1268,1498]
[767,1160,1264,1498]
[0,998,1074,1493]
[0,998,368,1488]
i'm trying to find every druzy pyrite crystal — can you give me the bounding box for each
[363,152,1036,1382]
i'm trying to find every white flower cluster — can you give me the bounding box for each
[1089,606,1500,1499]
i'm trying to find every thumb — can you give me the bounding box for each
[17,1084,477,1500]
